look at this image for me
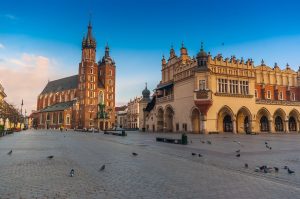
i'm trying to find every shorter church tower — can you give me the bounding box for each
[98,44,116,129]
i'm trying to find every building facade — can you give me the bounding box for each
[36,21,116,130]
[127,97,142,129]
[144,43,300,134]
[115,106,127,128]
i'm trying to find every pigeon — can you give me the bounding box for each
[284,166,288,170]
[99,164,105,171]
[264,168,268,173]
[7,150,12,155]
[265,142,268,145]
[288,168,295,174]
[236,150,240,153]
[260,165,267,170]
[207,141,212,145]
[236,154,240,157]
[255,167,260,172]
[198,154,202,157]
[69,169,75,177]
[132,152,138,156]
[47,155,54,159]
[191,152,196,156]
[274,167,279,172]
[269,147,272,150]
[244,163,248,168]
[201,141,205,144]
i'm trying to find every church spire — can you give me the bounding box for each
[105,43,110,57]
[82,19,96,49]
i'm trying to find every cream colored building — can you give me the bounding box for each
[144,43,300,134]
[127,97,142,129]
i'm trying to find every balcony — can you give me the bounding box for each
[194,90,212,101]
[156,94,174,104]
[256,99,300,106]
[194,90,213,115]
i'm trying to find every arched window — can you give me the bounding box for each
[98,91,104,104]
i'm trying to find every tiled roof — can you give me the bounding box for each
[39,101,74,113]
[41,75,78,94]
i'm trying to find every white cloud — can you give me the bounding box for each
[0,53,61,113]
[0,43,5,49]
[4,14,17,20]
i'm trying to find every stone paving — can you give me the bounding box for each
[1,130,300,198]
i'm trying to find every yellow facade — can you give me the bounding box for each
[144,44,300,134]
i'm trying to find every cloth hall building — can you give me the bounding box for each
[143,43,300,134]
[36,22,116,130]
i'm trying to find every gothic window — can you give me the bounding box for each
[98,91,104,104]
[255,89,257,98]
[199,80,206,90]
[240,81,249,95]
[229,80,238,94]
[279,91,283,100]
[291,92,295,101]
[267,90,271,99]
[90,69,93,74]
[218,79,228,93]
[109,70,112,76]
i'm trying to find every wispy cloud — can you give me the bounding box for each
[3,14,17,20]
[0,53,61,112]
[0,43,5,49]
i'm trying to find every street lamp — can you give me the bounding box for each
[20,99,24,129]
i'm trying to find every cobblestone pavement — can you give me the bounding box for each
[1,130,300,198]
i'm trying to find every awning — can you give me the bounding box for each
[156,82,173,90]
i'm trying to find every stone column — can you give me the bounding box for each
[233,119,237,134]
[269,119,275,133]
[201,115,207,134]
[285,120,289,133]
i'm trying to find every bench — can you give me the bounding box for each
[156,137,183,144]
[104,130,127,136]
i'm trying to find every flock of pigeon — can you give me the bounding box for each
[6,137,295,178]
[190,139,296,175]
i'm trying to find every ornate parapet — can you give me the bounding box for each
[256,99,300,106]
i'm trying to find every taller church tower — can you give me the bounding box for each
[78,21,99,129]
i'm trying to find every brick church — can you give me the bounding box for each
[36,21,116,130]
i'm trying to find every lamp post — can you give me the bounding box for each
[20,99,23,129]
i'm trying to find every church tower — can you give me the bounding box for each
[98,44,116,129]
[78,20,99,129]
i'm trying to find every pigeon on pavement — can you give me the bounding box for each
[70,169,75,177]
[99,164,105,171]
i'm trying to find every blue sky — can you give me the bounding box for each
[1,0,300,112]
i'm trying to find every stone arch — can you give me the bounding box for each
[191,107,200,133]
[217,106,235,133]
[273,108,287,132]
[288,109,300,132]
[236,106,252,134]
[165,105,174,132]
[256,107,271,132]
[156,107,164,132]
